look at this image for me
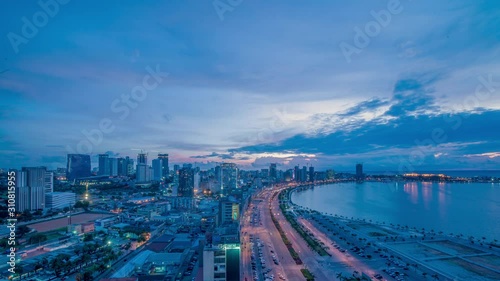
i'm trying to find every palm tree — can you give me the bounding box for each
[83,271,93,281]
[97,263,107,272]
[16,265,24,280]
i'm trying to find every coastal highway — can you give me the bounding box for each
[241,190,304,281]
[260,184,430,281]
[267,188,340,280]
[243,186,339,281]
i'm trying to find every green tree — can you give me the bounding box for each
[29,233,47,244]
[0,238,8,248]
[16,225,31,237]
[83,233,93,242]
[21,209,33,221]
[16,265,24,280]
[97,263,107,272]
[83,270,93,281]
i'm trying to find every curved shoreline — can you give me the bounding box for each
[279,185,500,281]
[287,181,498,242]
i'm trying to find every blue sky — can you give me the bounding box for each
[0,0,499,171]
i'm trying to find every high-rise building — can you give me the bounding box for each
[117,157,125,176]
[203,243,240,281]
[137,153,147,165]
[157,153,169,179]
[194,171,201,193]
[66,154,91,181]
[98,154,110,175]
[124,156,134,176]
[215,165,221,182]
[284,169,294,182]
[356,163,364,180]
[309,166,315,182]
[152,159,162,181]
[220,163,238,195]
[219,197,240,225]
[178,167,194,197]
[136,163,150,183]
[302,166,307,182]
[45,171,54,193]
[269,163,277,180]
[260,169,269,179]
[13,170,29,212]
[22,167,46,210]
[109,158,118,176]
[294,166,300,182]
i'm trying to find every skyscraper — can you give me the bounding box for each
[152,159,162,181]
[309,166,315,182]
[124,156,134,176]
[294,166,300,182]
[269,163,277,180]
[356,163,364,181]
[45,171,54,193]
[22,167,47,210]
[98,154,110,175]
[137,153,147,165]
[220,163,238,195]
[136,163,150,183]
[109,158,118,176]
[13,170,29,212]
[178,167,194,197]
[158,153,169,179]
[66,154,91,181]
[302,166,307,182]
[117,157,125,176]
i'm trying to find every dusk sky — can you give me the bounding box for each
[1,0,499,171]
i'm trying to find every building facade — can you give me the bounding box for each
[45,192,76,210]
[66,154,91,181]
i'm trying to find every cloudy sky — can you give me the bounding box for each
[1,0,499,171]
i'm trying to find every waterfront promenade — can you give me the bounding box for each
[285,183,500,281]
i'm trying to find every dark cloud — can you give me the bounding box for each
[236,110,500,170]
[339,98,390,117]
[385,74,443,117]
[190,152,236,160]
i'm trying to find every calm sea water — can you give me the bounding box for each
[291,181,500,241]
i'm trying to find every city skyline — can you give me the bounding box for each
[1,1,500,171]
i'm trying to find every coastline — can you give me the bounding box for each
[288,180,500,242]
[278,185,500,281]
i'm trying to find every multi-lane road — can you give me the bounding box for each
[242,187,343,281]
[242,185,428,281]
